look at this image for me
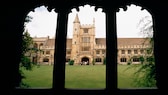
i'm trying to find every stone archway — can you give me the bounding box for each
[81,57,89,65]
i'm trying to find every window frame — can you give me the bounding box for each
[13,2,160,95]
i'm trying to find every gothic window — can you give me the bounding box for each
[13,1,160,95]
[82,46,90,51]
[95,58,102,62]
[40,43,43,46]
[140,49,144,54]
[102,50,106,54]
[82,37,90,43]
[121,50,125,54]
[133,57,140,62]
[34,43,38,48]
[117,4,156,90]
[134,49,138,54]
[120,58,127,62]
[128,50,131,54]
[84,28,88,33]
[96,50,100,54]
[39,43,43,49]
[46,50,50,54]
[43,57,49,62]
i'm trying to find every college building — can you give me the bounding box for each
[30,14,151,65]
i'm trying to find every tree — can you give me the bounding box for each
[128,16,156,87]
[137,16,153,38]
[18,15,35,87]
[20,30,34,70]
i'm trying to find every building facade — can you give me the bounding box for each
[31,14,150,65]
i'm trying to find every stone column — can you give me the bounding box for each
[52,10,68,92]
[105,8,117,93]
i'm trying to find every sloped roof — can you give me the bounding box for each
[44,39,55,46]
[95,38,106,45]
[43,38,72,49]
[117,38,149,46]
[42,38,149,47]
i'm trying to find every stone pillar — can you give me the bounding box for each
[105,8,117,92]
[52,11,68,93]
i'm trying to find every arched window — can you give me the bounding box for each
[65,4,106,89]
[43,57,49,62]
[33,43,38,48]
[39,43,43,48]
[9,1,162,95]
[117,4,156,89]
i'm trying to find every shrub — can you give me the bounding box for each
[103,58,106,65]
[68,60,74,65]
[92,59,95,65]
[127,62,131,65]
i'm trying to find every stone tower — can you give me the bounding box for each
[71,14,80,63]
[71,14,96,64]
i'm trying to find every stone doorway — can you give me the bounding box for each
[81,57,89,65]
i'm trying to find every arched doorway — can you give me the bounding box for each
[81,57,89,65]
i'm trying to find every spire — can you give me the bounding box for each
[93,17,95,25]
[73,13,80,23]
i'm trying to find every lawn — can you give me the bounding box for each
[65,65,106,88]
[21,64,143,88]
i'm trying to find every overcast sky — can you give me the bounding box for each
[25,4,152,38]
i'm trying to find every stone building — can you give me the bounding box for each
[31,14,150,65]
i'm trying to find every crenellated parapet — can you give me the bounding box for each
[94,44,106,49]
[118,44,150,49]
[80,24,94,28]
[40,46,55,49]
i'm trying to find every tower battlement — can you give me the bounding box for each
[80,24,94,28]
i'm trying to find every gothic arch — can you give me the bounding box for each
[81,56,89,64]
[33,43,38,48]
[4,0,166,95]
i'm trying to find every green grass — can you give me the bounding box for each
[21,65,53,87]
[117,64,136,88]
[21,64,149,88]
[65,65,106,88]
